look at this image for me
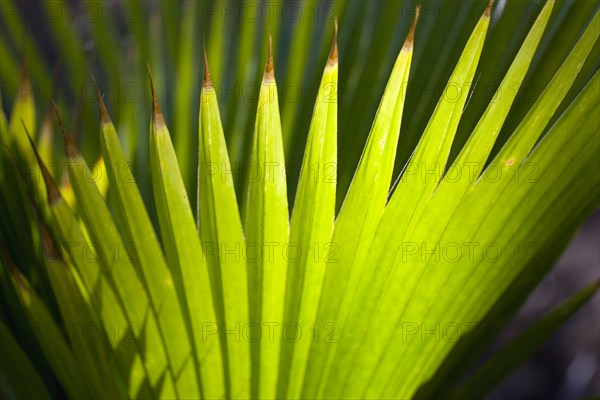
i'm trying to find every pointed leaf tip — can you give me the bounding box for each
[20,59,29,82]
[91,75,110,125]
[485,0,495,18]
[51,100,78,158]
[405,5,420,48]
[265,34,275,81]
[203,43,213,86]
[328,19,338,66]
[0,243,29,291]
[36,207,63,262]
[146,62,166,127]
[21,120,62,204]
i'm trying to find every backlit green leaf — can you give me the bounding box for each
[244,42,289,399]
[198,51,251,399]
[146,69,225,399]
[278,29,338,400]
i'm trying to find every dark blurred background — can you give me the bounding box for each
[489,210,600,400]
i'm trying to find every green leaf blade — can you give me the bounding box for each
[27,126,155,398]
[198,55,251,399]
[303,14,417,398]
[244,49,290,399]
[392,71,600,398]
[55,113,183,398]
[320,6,493,398]
[146,73,226,399]
[278,36,338,400]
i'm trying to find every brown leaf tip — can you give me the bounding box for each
[18,63,32,100]
[484,0,494,19]
[20,60,30,85]
[91,75,111,125]
[51,101,79,158]
[37,213,64,263]
[0,243,29,292]
[327,18,338,66]
[22,120,62,205]
[264,34,275,81]
[405,5,420,48]
[146,62,166,127]
[203,42,213,87]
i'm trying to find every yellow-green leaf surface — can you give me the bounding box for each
[146,70,225,399]
[320,5,493,398]
[36,110,54,167]
[360,2,556,395]
[278,31,338,400]
[35,215,121,398]
[435,0,556,203]
[6,74,45,206]
[1,2,599,399]
[494,8,600,168]
[198,52,250,399]
[404,3,595,257]
[91,155,109,197]
[244,43,289,399]
[8,72,36,164]
[25,130,153,397]
[303,12,417,398]
[43,187,153,398]
[397,71,600,399]
[16,152,121,397]
[379,7,597,391]
[54,109,181,398]
[365,4,598,397]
